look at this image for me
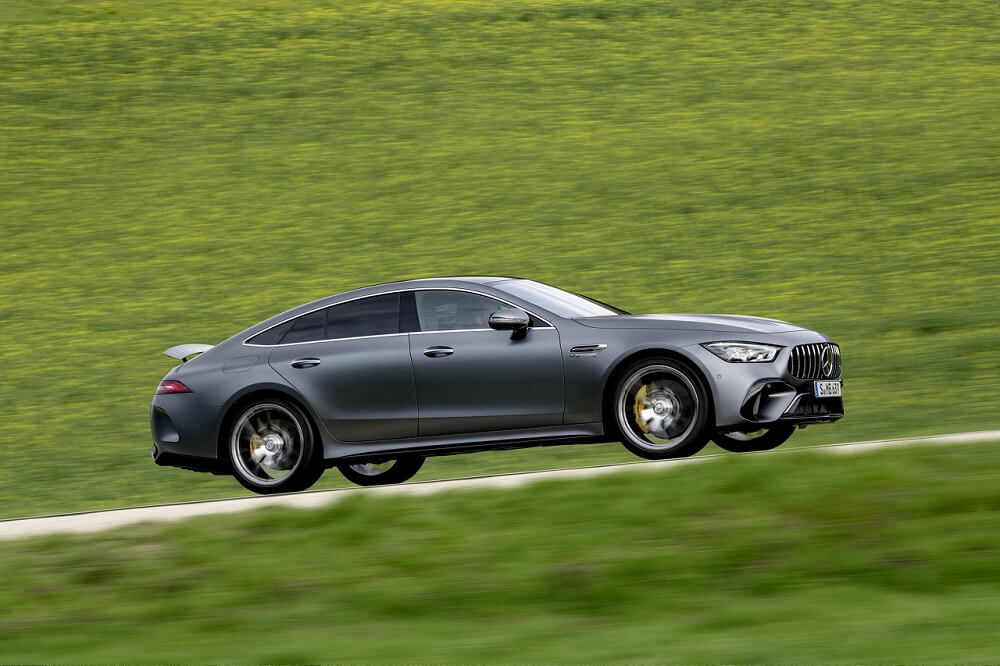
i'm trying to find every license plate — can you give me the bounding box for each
[814,380,842,398]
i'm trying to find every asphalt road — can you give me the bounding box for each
[2,430,997,541]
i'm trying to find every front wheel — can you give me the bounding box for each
[229,399,324,494]
[338,456,425,486]
[612,357,711,460]
[713,425,795,453]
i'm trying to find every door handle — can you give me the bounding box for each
[423,346,454,358]
[290,358,321,369]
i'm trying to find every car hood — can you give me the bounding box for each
[573,314,806,333]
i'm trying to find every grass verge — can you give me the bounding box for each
[0,440,998,663]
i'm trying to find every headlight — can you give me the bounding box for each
[702,342,781,363]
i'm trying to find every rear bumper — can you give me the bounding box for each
[150,393,225,473]
[151,446,225,474]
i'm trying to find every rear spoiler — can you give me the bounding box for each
[164,344,213,363]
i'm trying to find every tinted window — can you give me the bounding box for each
[280,310,326,344]
[400,291,419,333]
[326,293,400,339]
[247,319,293,345]
[415,290,516,332]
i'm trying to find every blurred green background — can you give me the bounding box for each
[1,0,998,518]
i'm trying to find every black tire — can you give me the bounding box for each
[337,456,425,487]
[228,398,324,494]
[612,356,711,460]
[713,425,795,453]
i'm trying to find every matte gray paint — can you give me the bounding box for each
[575,314,805,333]
[268,335,418,442]
[409,327,563,436]
[151,277,842,471]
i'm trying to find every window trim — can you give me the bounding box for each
[242,287,553,347]
[410,328,556,336]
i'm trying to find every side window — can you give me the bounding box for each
[415,290,516,332]
[400,291,419,333]
[326,293,400,339]
[279,310,326,344]
[246,319,292,346]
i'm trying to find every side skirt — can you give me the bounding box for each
[321,423,607,465]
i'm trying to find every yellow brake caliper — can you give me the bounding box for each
[249,433,262,459]
[633,384,650,433]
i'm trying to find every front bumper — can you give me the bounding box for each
[686,339,845,432]
[733,377,844,429]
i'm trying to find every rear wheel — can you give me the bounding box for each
[338,456,425,486]
[713,425,795,453]
[229,399,324,494]
[612,357,711,460]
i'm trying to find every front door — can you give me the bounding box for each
[408,289,564,437]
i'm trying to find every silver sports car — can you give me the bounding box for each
[151,277,843,493]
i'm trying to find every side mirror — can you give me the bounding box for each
[489,309,530,338]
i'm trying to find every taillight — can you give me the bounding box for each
[156,380,192,395]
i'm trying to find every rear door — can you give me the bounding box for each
[266,293,418,442]
[408,289,564,437]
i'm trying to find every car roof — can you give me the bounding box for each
[285,277,519,319]
[335,276,518,295]
[389,276,514,286]
[229,277,533,347]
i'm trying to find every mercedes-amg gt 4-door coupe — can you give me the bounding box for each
[151,277,843,493]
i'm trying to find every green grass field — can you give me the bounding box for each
[1,0,998,519]
[1,440,998,663]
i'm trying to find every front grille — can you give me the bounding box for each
[788,343,841,379]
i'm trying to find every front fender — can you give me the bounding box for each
[598,342,719,423]
[560,324,719,427]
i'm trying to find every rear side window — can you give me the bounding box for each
[246,319,293,346]
[280,310,326,344]
[246,292,403,346]
[326,293,400,339]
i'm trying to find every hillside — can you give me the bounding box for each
[0,0,997,518]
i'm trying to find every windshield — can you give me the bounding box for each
[493,280,629,318]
